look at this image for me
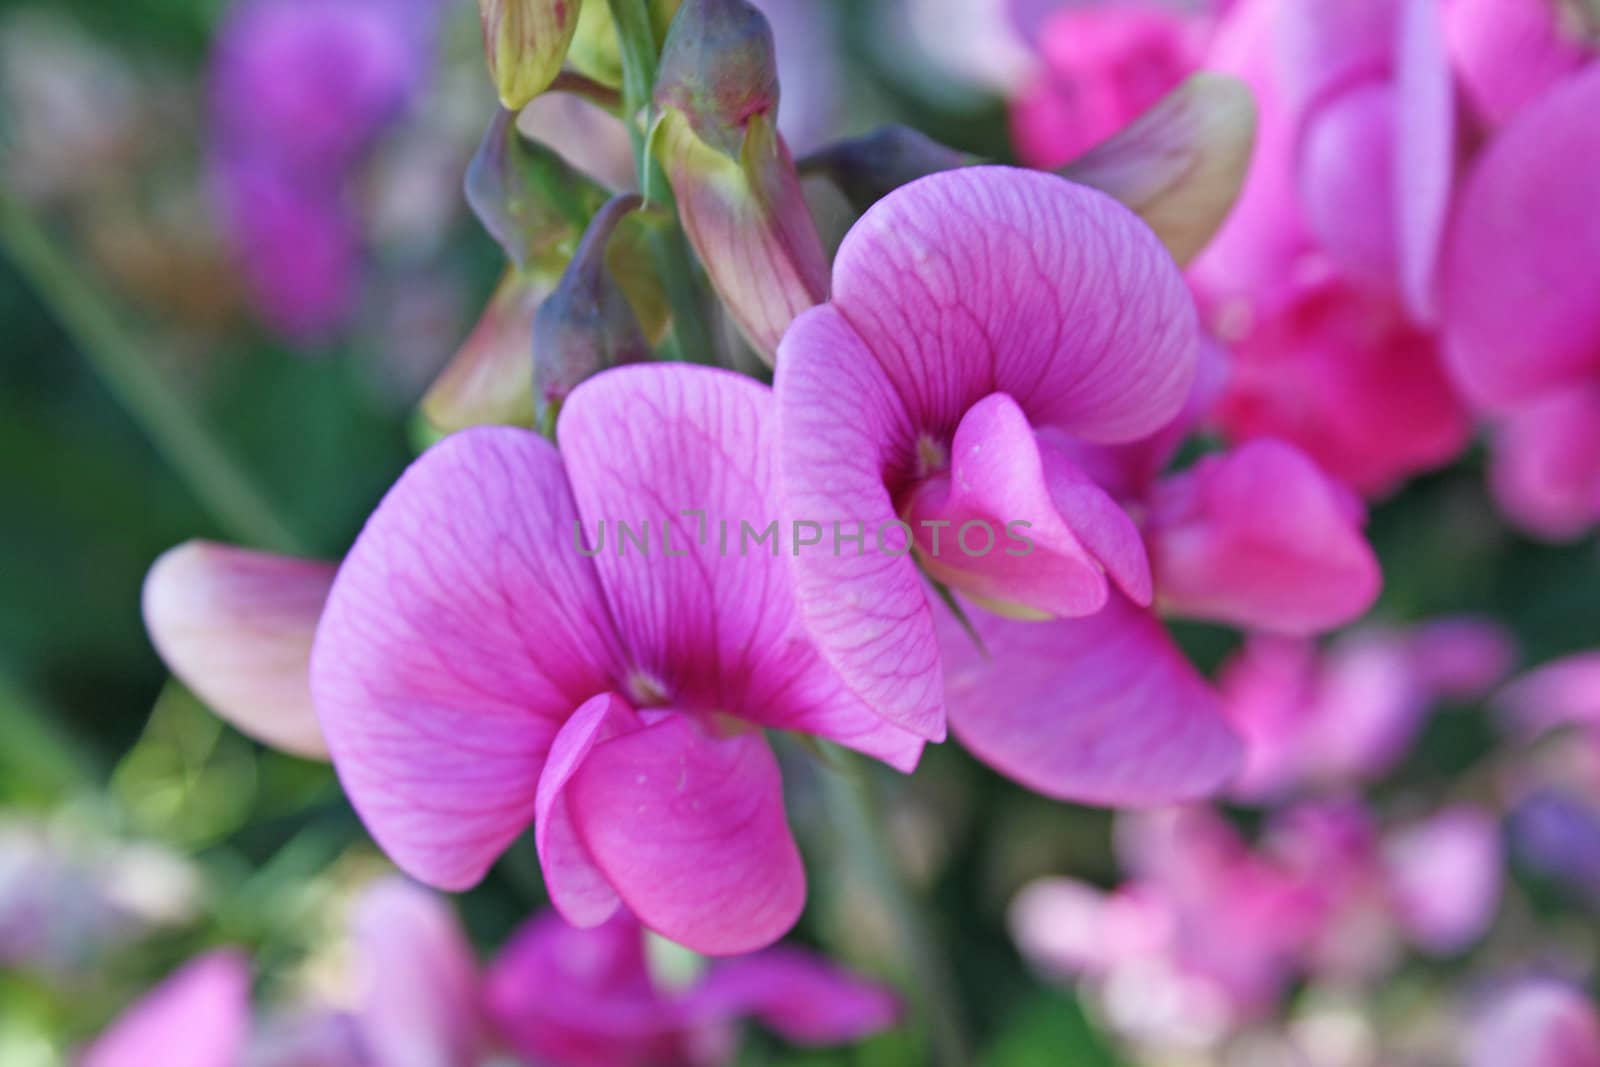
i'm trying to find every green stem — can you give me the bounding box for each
[604,0,718,364]
[821,745,972,1067]
[0,189,305,555]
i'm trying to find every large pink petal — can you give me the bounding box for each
[685,948,902,1045]
[1442,65,1600,412]
[1489,385,1600,542]
[1146,439,1381,635]
[81,951,250,1067]
[557,364,927,767]
[568,715,806,955]
[311,428,620,891]
[941,593,1242,805]
[350,878,482,1067]
[143,542,334,759]
[1394,0,1456,324]
[535,693,638,927]
[776,307,945,743]
[827,166,1199,444]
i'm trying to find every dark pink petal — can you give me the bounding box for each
[1274,0,1396,115]
[536,693,639,927]
[776,306,945,742]
[311,428,619,891]
[557,363,927,768]
[1442,65,1600,412]
[81,951,250,1067]
[827,166,1199,444]
[1444,0,1596,128]
[899,393,1119,618]
[1489,385,1600,542]
[1467,981,1600,1067]
[350,878,483,1067]
[143,541,334,759]
[1146,439,1381,635]
[1405,617,1518,699]
[686,948,902,1045]
[1394,0,1456,323]
[941,593,1242,805]
[568,716,805,955]
[1383,806,1503,955]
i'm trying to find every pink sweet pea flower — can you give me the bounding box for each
[1466,981,1600,1067]
[1382,806,1504,955]
[1010,2,1210,169]
[1444,0,1597,129]
[776,166,1201,742]
[1497,652,1600,738]
[312,364,922,955]
[485,912,900,1067]
[80,951,251,1067]
[1489,385,1600,542]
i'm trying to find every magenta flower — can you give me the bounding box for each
[311,364,922,954]
[1444,0,1597,128]
[485,912,899,1067]
[80,951,251,1067]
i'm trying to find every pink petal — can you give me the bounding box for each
[143,541,334,759]
[1298,83,1401,291]
[1442,65,1600,413]
[776,306,946,743]
[1443,0,1596,128]
[350,878,482,1067]
[898,393,1121,618]
[536,693,638,928]
[310,428,620,891]
[1394,0,1456,323]
[81,951,251,1067]
[941,592,1242,805]
[557,364,927,768]
[1467,982,1600,1067]
[1496,653,1600,737]
[827,166,1199,445]
[1383,806,1503,955]
[568,715,805,955]
[1146,439,1381,635]
[1489,385,1600,542]
[686,948,902,1045]
[1405,617,1518,700]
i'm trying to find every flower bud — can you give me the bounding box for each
[465,107,607,272]
[653,0,828,363]
[423,269,552,433]
[1058,73,1257,266]
[798,125,971,215]
[532,194,654,423]
[566,0,682,88]
[478,0,585,110]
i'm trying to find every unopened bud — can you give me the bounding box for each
[798,125,971,215]
[655,0,778,158]
[423,269,551,433]
[567,0,682,88]
[465,107,607,272]
[533,194,654,423]
[478,0,585,109]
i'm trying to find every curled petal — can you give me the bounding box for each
[311,428,619,890]
[941,592,1243,805]
[1060,72,1259,266]
[1146,439,1381,635]
[422,268,548,433]
[568,715,805,955]
[143,541,334,759]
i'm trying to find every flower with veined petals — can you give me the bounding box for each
[310,364,922,955]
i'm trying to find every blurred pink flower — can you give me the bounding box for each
[312,364,922,954]
[1467,981,1600,1067]
[80,951,252,1067]
[1382,805,1504,955]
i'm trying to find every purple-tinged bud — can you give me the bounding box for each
[1059,73,1257,266]
[143,542,335,760]
[798,125,972,215]
[478,0,585,110]
[532,194,654,423]
[423,269,552,432]
[465,107,607,273]
[652,0,828,363]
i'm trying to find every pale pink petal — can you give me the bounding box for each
[568,716,805,955]
[1146,439,1381,635]
[827,166,1199,444]
[536,693,638,927]
[1490,385,1600,542]
[1383,806,1503,955]
[1467,982,1600,1067]
[143,541,334,759]
[686,948,902,1045]
[941,593,1242,805]
[1274,0,1397,113]
[1395,0,1456,323]
[1442,65,1600,413]
[1497,653,1600,737]
[350,878,482,1067]
[81,951,250,1067]
[1009,878,1173,979]
[776,306,945,742]
[557,363,927,768]
[310,428,620,891]
[1444,0,1596,128]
